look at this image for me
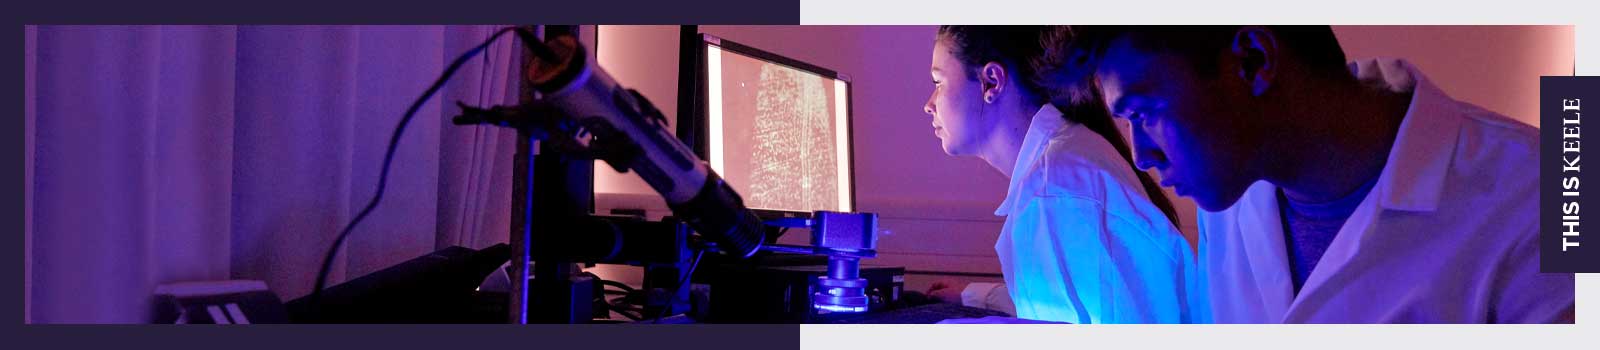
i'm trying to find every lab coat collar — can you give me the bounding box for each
[1231,59,1465,321]
[995,104,1070,216]
[1285,59,1461,315]
[1233,180,1296,319]
[1353,58,1463,213]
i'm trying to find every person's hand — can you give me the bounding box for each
[925,279,967,304]
[937,316,1064,324]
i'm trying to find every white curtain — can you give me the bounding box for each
[26,25,522,323]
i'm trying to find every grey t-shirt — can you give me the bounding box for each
[1277,176,1380,294]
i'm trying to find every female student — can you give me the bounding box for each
[920,26,1201,323]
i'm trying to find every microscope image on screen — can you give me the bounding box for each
[740,63,839,212]
[711,45,851,214]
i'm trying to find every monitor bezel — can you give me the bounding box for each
[677,29,858,219]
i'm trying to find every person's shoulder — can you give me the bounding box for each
[1037,126,1186,236]
[1443,100,1539,193]
[1455,96,1537,132]
[1034,125,1132,200]
[1418,99,1539,242]
[1455,101,1539,155]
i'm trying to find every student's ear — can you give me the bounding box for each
[980,61,1007,104]
[1231,26,1278,96]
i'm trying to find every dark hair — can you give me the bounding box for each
[937,25,1182,227]
[1062,25,1348,83]
[936,26,1058,106]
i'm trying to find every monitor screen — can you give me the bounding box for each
[701,36,854,214]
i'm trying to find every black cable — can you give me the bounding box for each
[308,26,523,311]
[607,300,644,321]
[594,278,653,321]
[594,289,645,322]
[653,248,705,323]
[597,295,641,320]
[597,279,637,294]
[609,299,644,311]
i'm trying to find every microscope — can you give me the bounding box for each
[451,26,886,323]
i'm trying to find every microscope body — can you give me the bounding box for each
[453,28,887,323]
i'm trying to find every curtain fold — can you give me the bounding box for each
[26,25,520,323]
[437,25,519,252]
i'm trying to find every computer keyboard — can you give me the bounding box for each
[821,303,1011,324]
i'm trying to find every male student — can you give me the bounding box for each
[1056,26,1574,323]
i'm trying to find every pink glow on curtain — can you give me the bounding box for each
[26,25,520,323]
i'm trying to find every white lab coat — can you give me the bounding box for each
[961,104,1203,324]
[1198,59,1575,323]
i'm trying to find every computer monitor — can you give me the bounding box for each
[679,33,856,217]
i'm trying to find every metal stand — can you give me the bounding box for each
[500,25,698,324]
